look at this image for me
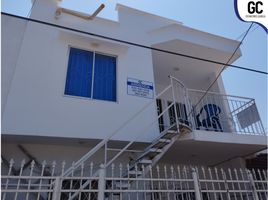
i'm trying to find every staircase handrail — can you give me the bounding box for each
[63,84,173,177]
[66,76,192,200]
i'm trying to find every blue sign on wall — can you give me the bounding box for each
[127,78,154,99]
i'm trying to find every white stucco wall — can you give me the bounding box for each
[1,0,160,142]
[3,0,266,173]
[1,15,28,116]
[1,0,244,143]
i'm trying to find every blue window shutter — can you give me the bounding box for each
[93,54,116,101]
[65,48,93,98]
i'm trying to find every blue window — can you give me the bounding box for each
[65,47,116,102]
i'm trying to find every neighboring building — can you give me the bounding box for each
[1,0,267,199]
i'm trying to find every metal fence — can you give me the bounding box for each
[1,159,267,200]
[188,89,265,135]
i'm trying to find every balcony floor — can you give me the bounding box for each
[159,130,267,166]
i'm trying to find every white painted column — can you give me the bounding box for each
[98,164,106,200]
[192,168,202,200]
[52,177,62,200]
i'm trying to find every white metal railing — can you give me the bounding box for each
[57,78,176,179]
[1,159,267,200]
[155,77,265,136]
[56,76,191,178]
[188,89,265,135]
[2,78,266,199]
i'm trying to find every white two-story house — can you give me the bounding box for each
[1,0,267,199]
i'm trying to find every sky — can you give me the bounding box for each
[1,0,267,131]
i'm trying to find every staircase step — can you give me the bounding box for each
[135,147,163,163]
[161,130,177,139]
[151,139,171,148]
[158,138,172,143]
[115,181,130,189]
[128,170,143,177]
[149,148,163,153]
[138,159,152,165]
[179,124,192,135]
[128,159,152,172]
[141,148,162,159]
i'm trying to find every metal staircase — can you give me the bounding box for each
[110,122,191,197]
[59,76,193,200]
[127,123,191,177]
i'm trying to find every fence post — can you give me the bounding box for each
[247,170,259,200]
[98,164,106,200]
[192,168,202,200]
[52,177,62,200]
[221,169,231,200]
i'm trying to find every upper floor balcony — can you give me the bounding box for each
[153,76,266,166]
[155,76,265,136]
[188,89,265,135]
[151,36,265,137]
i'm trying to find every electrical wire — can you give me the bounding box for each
[188,22,254,118]
[2,11,266,133]
[236,23,259,40]
[1,12,267,75]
